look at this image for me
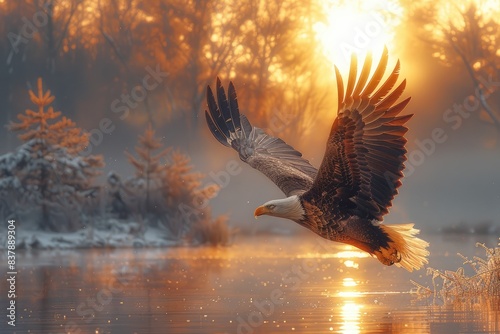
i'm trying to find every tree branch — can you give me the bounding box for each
[445,28,500,130]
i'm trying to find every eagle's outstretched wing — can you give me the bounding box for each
[205,78,317,196]
[304,48,412,221]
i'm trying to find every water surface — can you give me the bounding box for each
[1,233,499,334]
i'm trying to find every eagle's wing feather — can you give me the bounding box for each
[205,78,317,196]
[306,48,412,221]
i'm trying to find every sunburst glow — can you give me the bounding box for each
[429,0,500,63]
[314,0,403,72]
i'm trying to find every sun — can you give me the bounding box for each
[313,0,404,73]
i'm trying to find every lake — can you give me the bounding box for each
[1,233,499,334]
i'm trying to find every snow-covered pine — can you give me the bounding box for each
[2,78,103,231]
[0,148,28,221]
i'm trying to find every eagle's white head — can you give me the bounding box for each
[254,195,305,221]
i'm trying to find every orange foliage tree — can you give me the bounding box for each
[6,78,103,231]
[410,0,500,130]
[122,124,220,239]
[161,150,220,238]
[10,78,90,153]
[1,0,331,144]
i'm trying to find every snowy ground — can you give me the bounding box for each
[1,219,180,250]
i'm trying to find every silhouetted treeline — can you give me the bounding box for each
[405,0,500,130]
[0,0,332,143]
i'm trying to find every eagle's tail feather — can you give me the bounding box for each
[375,223,429,272]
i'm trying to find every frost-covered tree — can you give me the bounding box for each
[120,125,222,240]
[125,123,171,216]
[0,148,29,221]
[3,78,104,231]
[160,150,219,238]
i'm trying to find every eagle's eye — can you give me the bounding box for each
[267,204,276,210]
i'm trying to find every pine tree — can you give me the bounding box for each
[9,78,90,152]
[125,123,171,216]
[6,78,104,231]
[119,121,229,242]
[161,150,219,237]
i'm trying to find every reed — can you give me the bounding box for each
[411,237,500,304]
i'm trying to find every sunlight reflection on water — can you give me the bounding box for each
[341,301,361,334]
[0,233,498,333]
[339,277,361,334]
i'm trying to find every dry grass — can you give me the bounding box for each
[411,237,500,304]
[188,215,233,247]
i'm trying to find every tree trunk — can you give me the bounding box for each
[39,164,51,231]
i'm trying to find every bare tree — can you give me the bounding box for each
[150,0,249,130]
[41,0,79,73]
[412,1,500,130]
[232,0,329,143]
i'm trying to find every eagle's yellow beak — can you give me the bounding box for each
[254,206,268,219]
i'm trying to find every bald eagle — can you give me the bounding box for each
[205,50,429,271]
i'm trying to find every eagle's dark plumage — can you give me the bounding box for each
[205,49,429,271]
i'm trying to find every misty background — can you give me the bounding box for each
[0,0,499,234]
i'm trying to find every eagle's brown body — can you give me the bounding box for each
[205,49,429,271]
[299,200,387,252]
